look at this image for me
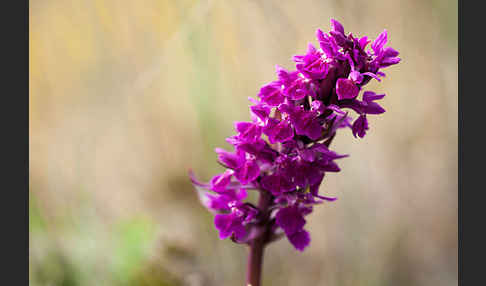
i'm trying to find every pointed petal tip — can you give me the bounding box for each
[330,19,344,34]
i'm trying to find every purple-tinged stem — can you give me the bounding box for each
[246,191,272,286]
[247,234,265,286]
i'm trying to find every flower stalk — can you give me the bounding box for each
[247,234,265,286]
[246,191,272,286]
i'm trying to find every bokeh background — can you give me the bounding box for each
[29,0,457,285]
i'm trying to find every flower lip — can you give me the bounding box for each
[336,78,359,100]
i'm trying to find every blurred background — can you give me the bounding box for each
[29,0,457,285]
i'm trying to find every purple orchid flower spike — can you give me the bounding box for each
[189,19,400,286]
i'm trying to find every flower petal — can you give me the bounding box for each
[336,78,359,100]
[275,206,306,236]
[288,229,310,251]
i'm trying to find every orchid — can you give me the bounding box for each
[190,19,400,286]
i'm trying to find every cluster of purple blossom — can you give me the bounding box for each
[191,19,400,251]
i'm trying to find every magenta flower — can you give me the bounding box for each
[190,19,400,286]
